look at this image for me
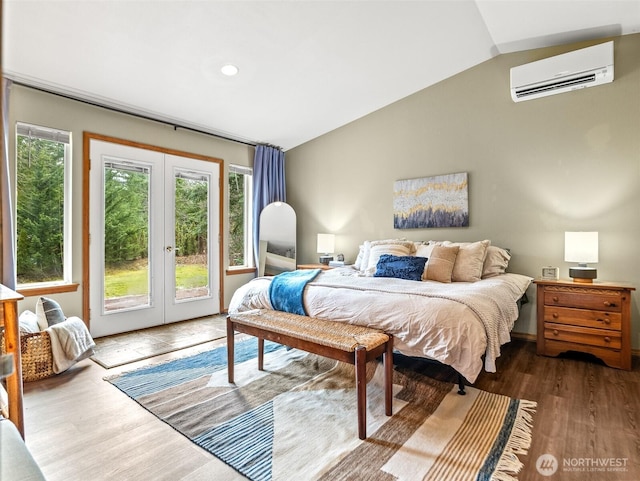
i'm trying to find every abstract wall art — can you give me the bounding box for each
[393,172,469,229]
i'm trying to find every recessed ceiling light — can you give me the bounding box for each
[221,64,239,76]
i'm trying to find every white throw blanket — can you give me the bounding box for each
[45,317,96,374]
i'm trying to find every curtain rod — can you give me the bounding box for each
[11,79,258,148]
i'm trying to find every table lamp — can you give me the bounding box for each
[564,231,598,283]
[317,233,335,265]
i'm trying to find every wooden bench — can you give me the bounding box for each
[227,309,393,440]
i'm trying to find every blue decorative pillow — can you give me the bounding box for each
[374,254,427,281]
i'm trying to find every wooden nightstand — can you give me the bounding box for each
[297,263,333,270]
[535,279,635,370]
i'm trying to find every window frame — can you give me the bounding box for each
[227,164,254,273]
[15,122,74,292]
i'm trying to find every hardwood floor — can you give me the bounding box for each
[22,336,244,481]
[19,331,640,481]
[475,343,640,481]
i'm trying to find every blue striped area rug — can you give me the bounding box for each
[106,339,536,481]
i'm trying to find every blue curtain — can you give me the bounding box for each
[252,145,286,265]
[1,78,16,288]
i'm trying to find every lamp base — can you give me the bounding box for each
[319,255,333,265]
[569,267,597,283]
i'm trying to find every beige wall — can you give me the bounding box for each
[286,34,640,345]
[8,84,256,317]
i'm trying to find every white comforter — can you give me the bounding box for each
[228,268,532,383]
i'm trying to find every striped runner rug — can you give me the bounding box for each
[106,338,536,481]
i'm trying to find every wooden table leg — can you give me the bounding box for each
[355,346,367,440]
[3,299,24,438]
[226,316,235,384]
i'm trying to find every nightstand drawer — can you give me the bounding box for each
[543,306,622,330]
[544,322,621,349]
[543,290,622,312]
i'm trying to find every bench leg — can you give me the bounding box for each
[226,316,235,384]
[355,346,367,440]
[258,338,265,371]
[384,335,393,416]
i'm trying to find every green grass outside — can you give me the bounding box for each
[104,261,208,298]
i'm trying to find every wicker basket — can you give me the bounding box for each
[1,330,55,382]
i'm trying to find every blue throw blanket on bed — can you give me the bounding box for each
[268,268,321,316]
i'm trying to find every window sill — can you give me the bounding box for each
[17,283,80,298]
[226,267,256,276]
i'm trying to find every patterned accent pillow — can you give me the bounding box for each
[374,254,428,281]
[35,296,66,331]
[424,245,460,282]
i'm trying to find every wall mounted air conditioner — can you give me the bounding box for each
[510,41,613,102]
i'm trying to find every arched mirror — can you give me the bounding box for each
[259,202,296,276]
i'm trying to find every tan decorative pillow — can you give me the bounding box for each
[446,240,490,282]
[424,245,459,282]
[482,246,511,278]
[364,240,416,276]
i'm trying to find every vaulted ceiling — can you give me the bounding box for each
[4,1,640,150]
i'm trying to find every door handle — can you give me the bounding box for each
[166,246,173,252]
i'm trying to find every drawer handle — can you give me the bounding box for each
[597,318,611,325]
[552,313,559,319]
[603,301,616,308]
[604,336,611,343]
[553,329,559,336]
[552,296,559,302]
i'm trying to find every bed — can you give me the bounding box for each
[228,239,533,384]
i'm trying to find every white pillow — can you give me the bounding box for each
[354,244,365,271]
[364,240,416,276]
[358,241,372,273]
[414,243,435,259]
[0,384,8,419]
[18,310,40,334]
[482,246,511,278]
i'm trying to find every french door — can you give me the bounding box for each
[87,137,221,337]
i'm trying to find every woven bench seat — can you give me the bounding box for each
[228,309,390,352]
[227,309,393,440]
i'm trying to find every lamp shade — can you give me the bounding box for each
[564,232,598,264]
[316,233,335,254]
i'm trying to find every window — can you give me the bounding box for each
[15,123,72,287]
[228,164,253,269]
